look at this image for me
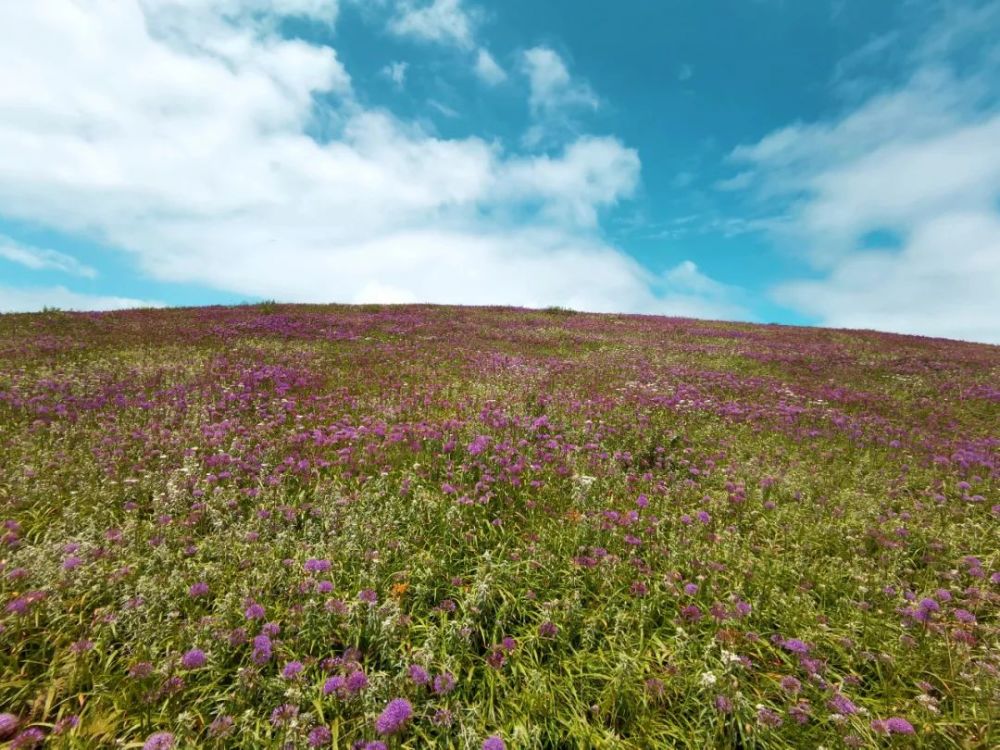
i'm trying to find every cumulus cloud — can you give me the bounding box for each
[723,4,1000,343]
[474,48,506,85]
[388,0,476,50]
[0,236,97,278]
[0,285,161,313]
[382,60,409,88]
[0,1,743,321]
[521,46,599,117]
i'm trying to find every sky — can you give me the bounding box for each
[1,0,998,343]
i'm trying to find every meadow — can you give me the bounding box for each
[0,304,996,749]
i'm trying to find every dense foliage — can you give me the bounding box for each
[0,304,997,749]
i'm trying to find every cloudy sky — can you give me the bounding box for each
[1,0,998,343]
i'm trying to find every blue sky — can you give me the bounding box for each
[1,0,998,342]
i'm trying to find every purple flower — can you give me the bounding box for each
[408,664,430,685]
[251,634,272,665]
[780,676,801,695]
[684,583,699,596]
[244,602,265,620]
[954,608,976,623]
[282,661,304,679]
[500,636,517,652]
[757,707,783,728]
[358,589,378,604]
[304,558,331,574]
[52,715,79,735]
[261,621,281,637]
[0,714,21,740]
[188,582,209,597]
[433,671,456,695]
[208,716,234,738]
[62,556,83,571]
[375,698,412,736]
[323,675,346,695]
[129,661,154,679]
[269,704,298,727]
[181,648,206,669]
[11,728,45,749]
[467,435,490,455]
[872,717,915,735]
[828,693,858,716]
[143,732,175,750]
[539,621,558,638]
[781,638,810,655]
[345,669,368,693]
[714,695,733,713]
[680,604,701,622]
[789,701,811,725]
[482,737,506,750]
[307,725,332,747]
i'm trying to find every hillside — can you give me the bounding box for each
[0,305,997,748]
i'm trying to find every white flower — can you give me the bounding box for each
[700,671,718,686]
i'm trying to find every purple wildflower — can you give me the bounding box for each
[482,737,506,750]
[11,728,45,749]
[781,638,809,655]
[757,707,783,728]
[828,693,858,716]
[251,634,272,665]
[180,648,206,669]
[307,726,332,747]
[269,704,298,727]
[0,714,18,740]
[324,675,346,695]
[143,732,175,750]
[408,664,430,685]
[52,715,79,735]
[714,695,733,713]
[208,716,234,738]
[282,661,304,679]
[539,621,559,638]
[358,589,378,604]
[345,669,368,693]
[188,582,209,597]
[374,698,412,736]
[872,717,915,735]
[433,671,456,695]
[780,676,801,695]
[304,558,331,574]
[244,601,265,620]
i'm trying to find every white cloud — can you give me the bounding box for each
[521,46,599,117]
[388,0,475,50]
[382,60,408,88]
[656,260,749,320]
[0,236,97,278]
[724,10,1000,343]
[774,212,1000,343]
[474,48,506,85]
[0,285,161,312]
[0,1,744,323]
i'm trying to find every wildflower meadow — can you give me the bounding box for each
[0,304,996,748]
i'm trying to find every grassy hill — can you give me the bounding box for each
[0,305,997,748]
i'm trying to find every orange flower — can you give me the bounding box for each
[390,582,410,598]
